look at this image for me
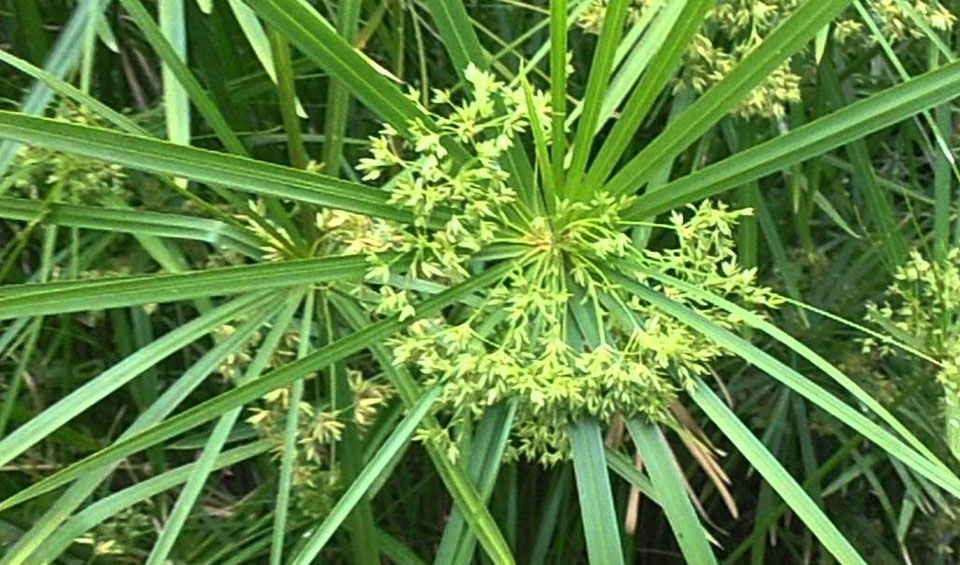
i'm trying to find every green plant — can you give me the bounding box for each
[1,0,959,563]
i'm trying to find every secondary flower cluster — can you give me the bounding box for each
[864,249,960,458]
[12,105,128,204]
[579,0,956,119]
[321,64,782,464]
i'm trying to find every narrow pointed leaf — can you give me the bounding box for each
[0,112,425,224]
[624,60,960,218]
[0,262,516,512]
[570,417,625,565]
[0,254,380,319]
[690,381,867,565]
[604,0,853,197]
[629,420,717,565]
[289,388,440,564]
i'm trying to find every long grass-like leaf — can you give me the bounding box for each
[227,0,306,117]
[623,59,960,218]
[565,0,630,195]
[331,295,518,565]
[570,417,625,565]
[0,197,263,256]
[0,261,516,513]
[0,292,270,472]
[629,420,717,565]
[583,0,713,189]
[159,0,190,151]
[434,401,517,565]
[604,0,853,197]
[0,300,281,565]
[0,111,428,224]
[289,387,440,564]
[621,262,951,472]
[120,0,246,155]
[242,0,430,138]
[607,269,960,498]
[0,254,379,319]
[549,0,568,192]
[30,441,271,564]
[0,0,111,174]
[690,381,867,565]
[146,292,303,565]
[268,291,314,564]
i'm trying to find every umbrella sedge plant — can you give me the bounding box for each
[0,0,959,563]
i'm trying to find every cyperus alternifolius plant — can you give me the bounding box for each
[0,0,960,564]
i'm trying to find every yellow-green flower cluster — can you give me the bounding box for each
[325,65,780,465]
[866,0,956,39]
[864,249,960,458]
[390,200,780,464]
[11,105,128,204]
[356,62,551,283]
[246,368,393,519]
[579,0,956,119]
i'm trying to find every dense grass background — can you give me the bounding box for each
[1,1,960,563]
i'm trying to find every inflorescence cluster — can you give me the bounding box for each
[864,249,960,458]
[321,64,782,464]
[579,0,956,119]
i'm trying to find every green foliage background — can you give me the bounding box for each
[1,0,960,563]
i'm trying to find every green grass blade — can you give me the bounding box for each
[563,1,662,129]
[520,74,553,209]
[549,0,568,192]
[583,0,713,189]
[270,291,315,565]
[628,420,717,565]
[0,46,148,135]
[569,417,625,565]
[690,381,867,565]
[0,197,263,257]
[0,0,109,175]
[119,0,247,155]
[242,0,430,139]
[723,436,862,564]
[622,262,951,471]
[565,0,630,195]
[330,294,518,565]
[604,0,853,197]
[421,0,485,72]
[319,0,360,175]
[8,308,277,565]
[0,111,424,224]
[435,401,517,565]
[146,292,303,565]
[604,448,658,502]
[270,29,310,169]
[0,291,269,471]
[289,387,440,564]
[0,254,379,319]
[31,440,271,564]
[623,59,960,219]
[227,0,307,117]
[0,261,516,513]
[159,0,190,149]
[0,301,281,565]
[820,57,908,265]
